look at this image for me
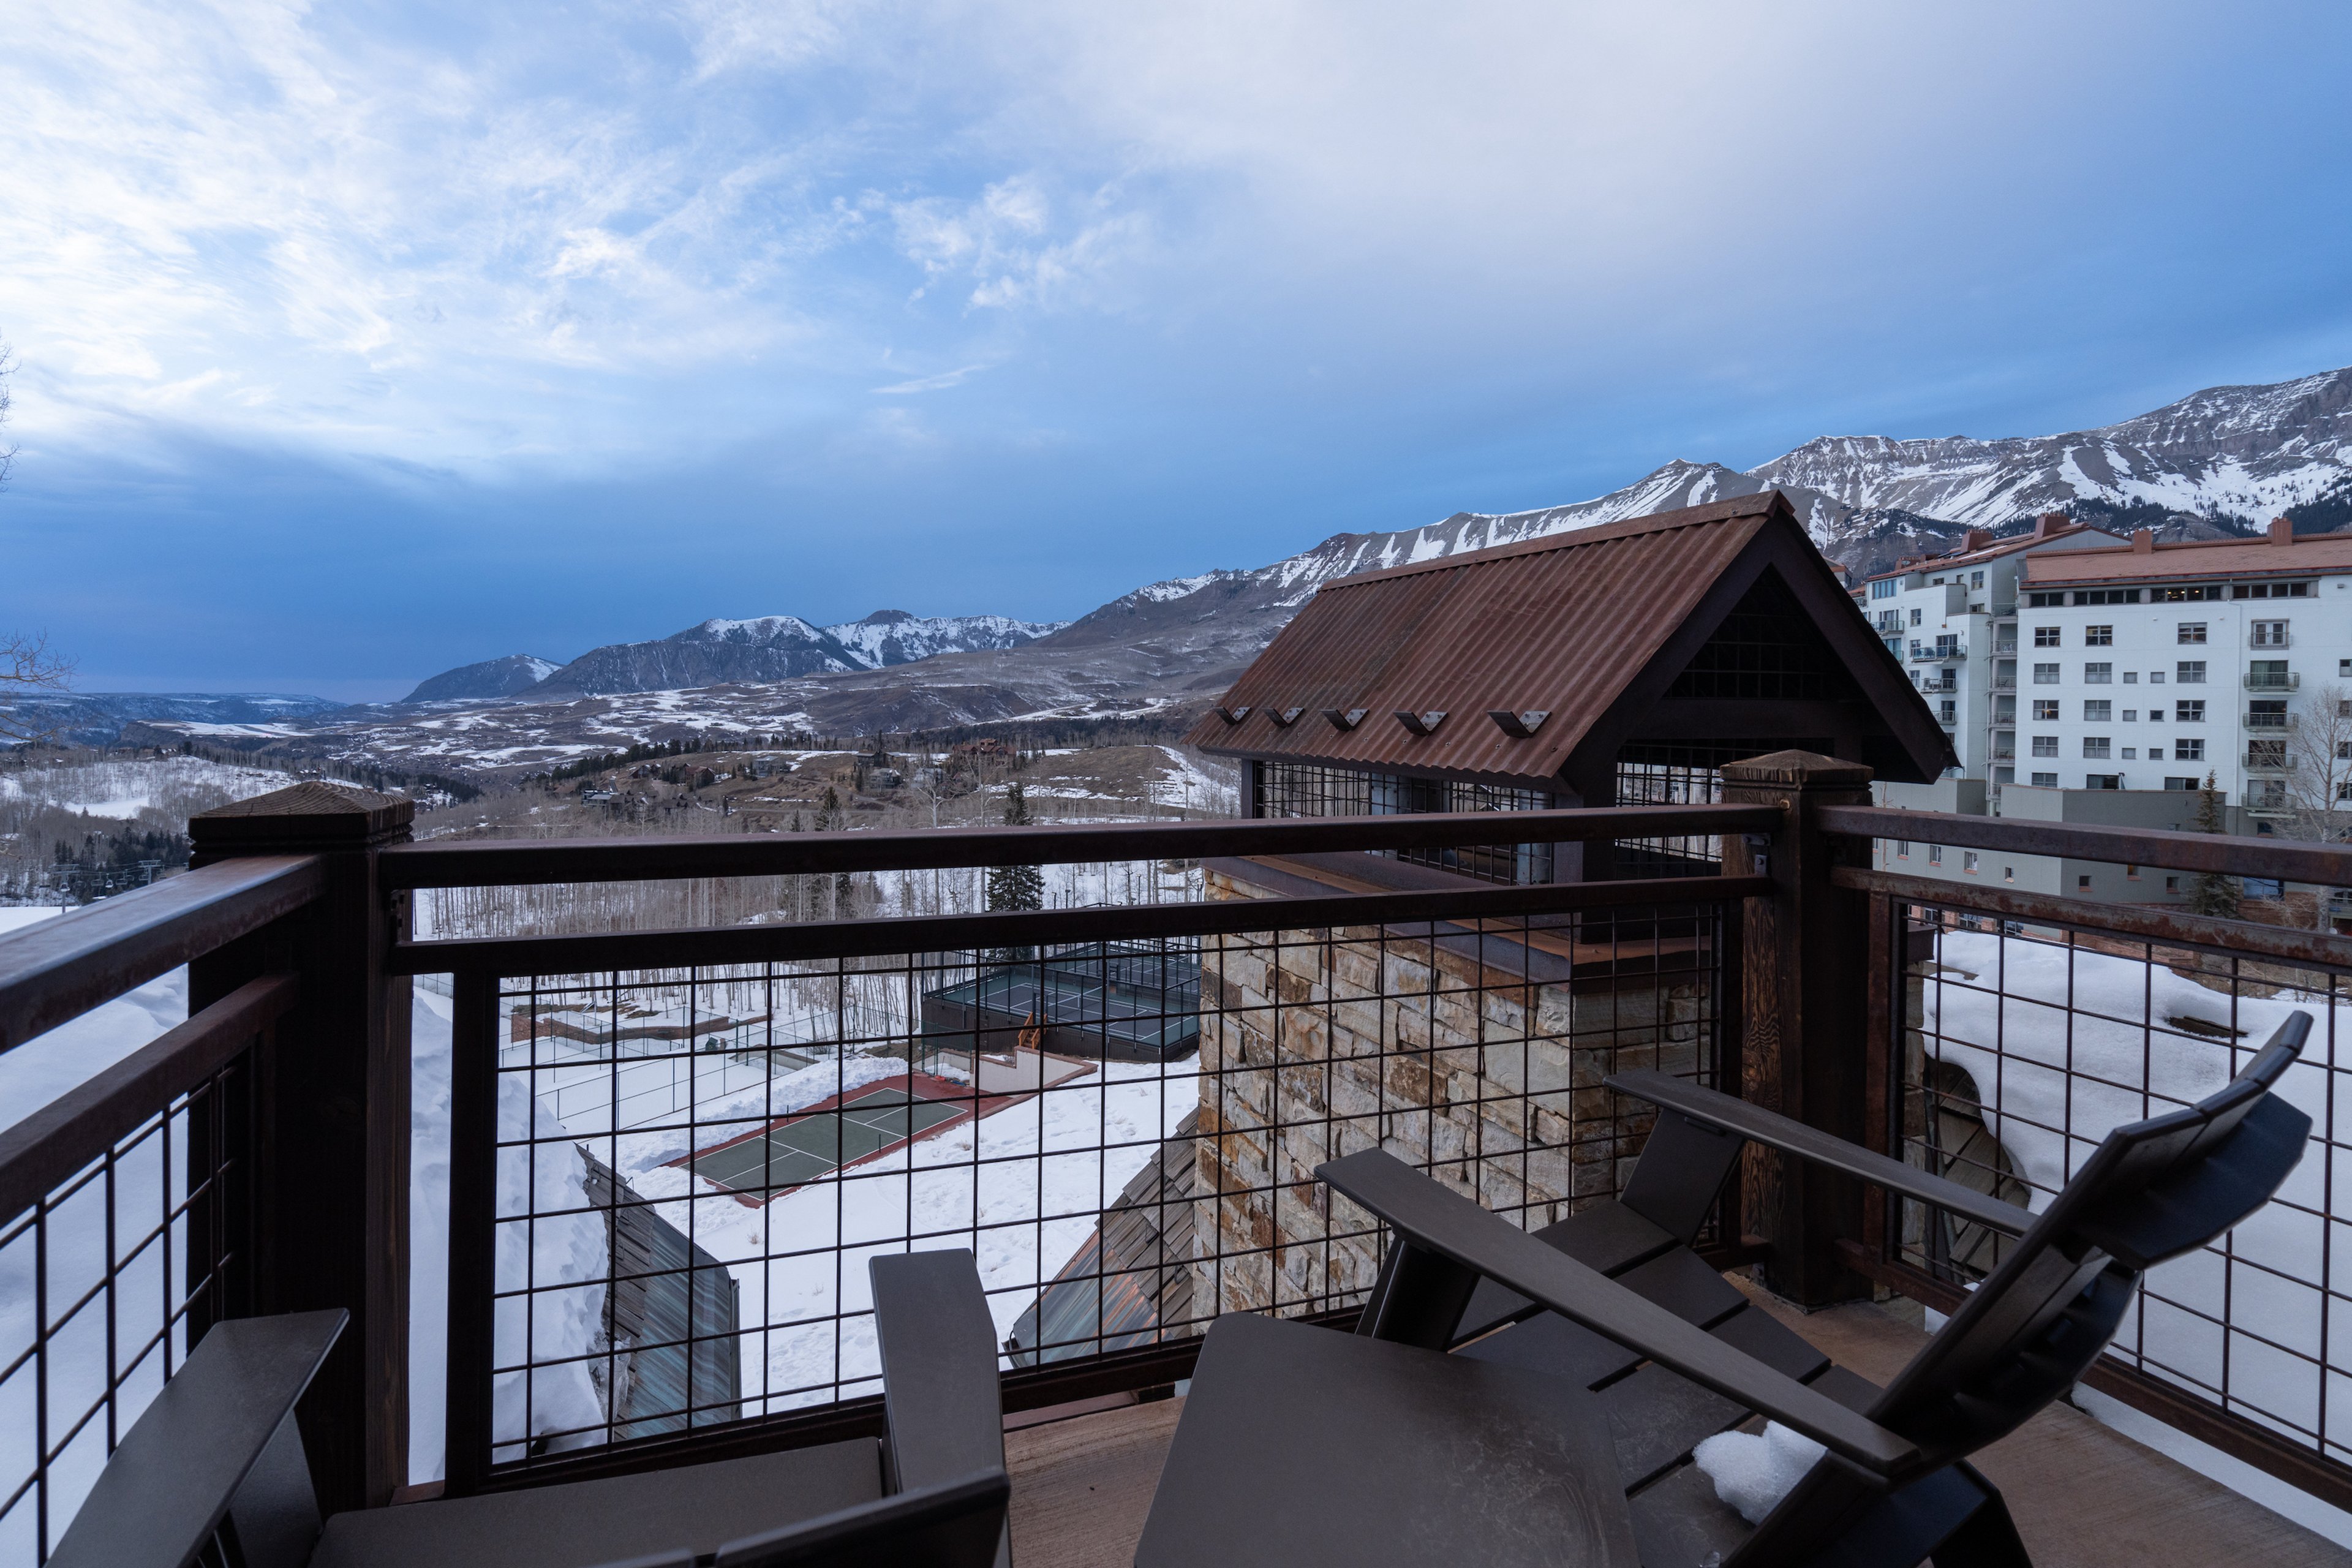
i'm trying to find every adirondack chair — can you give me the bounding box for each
[49,1249,1014,1568]
[1136,1011,2311,1568]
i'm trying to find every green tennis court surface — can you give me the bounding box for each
[691,1086,967,1195]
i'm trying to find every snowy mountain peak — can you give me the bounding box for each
[401,654,562,704]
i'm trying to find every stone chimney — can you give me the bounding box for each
[2269,516,2294,545]
[2034,511,2069,539]
[2131,529,2155,553]
[1962,527,1992,552]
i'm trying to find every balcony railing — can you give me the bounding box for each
[1909,644,1966,663]
[2244,710,2299,729]
[13,772,2352,1557]
[2247,671,2301,691]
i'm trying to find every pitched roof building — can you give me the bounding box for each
[1184,491,1951,881]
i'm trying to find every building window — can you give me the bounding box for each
[2085,624,2113,646]
[2034,663,2060,685]
[2165,875,2180,890]
[2003,865,2015,883]
[2121,708,2137,722]
[2178,622,2207,644]
[2122,747,2138,760]
[2339,741,2352,761]
[1928,845,1944,865]
[1910,608,1923,625]
[2032,736,2058,756]
[1896,840,1910,858]
[2149,671,2165,684]
[1257,762,1555,884]
[2078,874,2094,889]
[2083,737,2111,758]
[2071,589,2144,605]
[2126,864,2141,880]
[2086,775,2121,790]
[2234,581,2313,599]
[2341,658,2352,677]
[2085,663,2113,684]
[1871,578,1896,600]
[2149,747,2165,760]
[2028,592,2062,608]
[2248,659,2291,690]
[2165,778,2197,791]
[1971,570,1986,588]
[2252,620,2290,647]
[2174,737,2204,760]
[2247,739,2288,769]
[2177,699,2206,722]
[2149,706,2165,721]
[2084,700,2112,722]
[2033,699,2059,720]
[2033,626,2060,647]
[1963,851,1980,873]
[2177,660,2207,684]
[2032,772,2059,786]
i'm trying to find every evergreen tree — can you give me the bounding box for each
[986,781,1045,913]
[2190,771,2241,918]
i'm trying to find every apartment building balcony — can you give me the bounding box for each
[2247,670,2301,691]
[1909,643,1967,663]
[14,773,2352,1568]
[2245,710,2300,729]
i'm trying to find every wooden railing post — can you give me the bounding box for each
[189,783,415,1513]
[1718,750,1875,1307]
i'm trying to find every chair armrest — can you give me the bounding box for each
[871,1250,1007,1493]
[49,1310,345,1568]
[1319,1150,1922,1481]
[1608,1069,2033,1241]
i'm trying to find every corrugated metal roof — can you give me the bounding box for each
[1184,492,1797,781]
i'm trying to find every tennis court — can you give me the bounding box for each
[688,1085,969,1196]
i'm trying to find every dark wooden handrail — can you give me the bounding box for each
[0,973,298,1227]
[0,858,325,1055]
[393,873,1774,976]
[1820,803,2352,884]
[1836,866,2352,969]
[375,804,1787,889]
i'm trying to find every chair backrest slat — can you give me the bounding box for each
[1728,1011,2313,1567]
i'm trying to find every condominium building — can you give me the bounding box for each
[2005,519,2352,811]
[1853,515,2123,783]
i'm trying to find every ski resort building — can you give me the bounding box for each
[1850,513,2126,787]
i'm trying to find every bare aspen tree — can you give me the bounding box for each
[2279,680,2352,927]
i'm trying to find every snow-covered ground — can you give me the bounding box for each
[0,756,290,821]
[1920,931,2350,1449]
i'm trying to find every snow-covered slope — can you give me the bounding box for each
[403,654,562,704]
[1749,367,2352,531]
[530,611,1066,696]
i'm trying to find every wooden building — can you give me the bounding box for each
[1184,492,1951,881]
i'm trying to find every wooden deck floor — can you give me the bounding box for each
[1002,1291,2352,1566]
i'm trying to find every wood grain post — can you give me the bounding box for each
[189,783,415,1513]
[1718,750,1875,1307]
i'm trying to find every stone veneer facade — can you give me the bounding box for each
[1189,864,1715,1323]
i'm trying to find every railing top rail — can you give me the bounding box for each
[375,804,1785,889]
[393,872,1773,977]
[0,856,326,1055]
[1819,803,2352,886]
[0,973,298,1226]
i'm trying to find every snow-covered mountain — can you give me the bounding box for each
[527,611,1066,696]
[402,654,561,704]
[1749,367,2352,533]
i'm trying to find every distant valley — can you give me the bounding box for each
[23,364,2350,776]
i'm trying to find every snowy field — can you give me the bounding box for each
[0,756,290,822]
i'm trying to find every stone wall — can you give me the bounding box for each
[1189,866,1713,1322]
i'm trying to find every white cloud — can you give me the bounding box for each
[872,363,989,394]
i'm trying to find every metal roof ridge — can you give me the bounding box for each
[1317,491,1789,592]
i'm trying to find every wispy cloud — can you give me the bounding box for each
[872,363,990,394]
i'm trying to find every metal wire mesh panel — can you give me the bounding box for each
[1890,900,2352,1465]
[454,891,1732,1477]
[0,1053,254,1567]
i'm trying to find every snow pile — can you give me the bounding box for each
[1692,1422,1825,1524]
[1920,931,2340,1436]
[490,1078,608,1460]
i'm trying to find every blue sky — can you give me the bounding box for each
[3,0,2350,700]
